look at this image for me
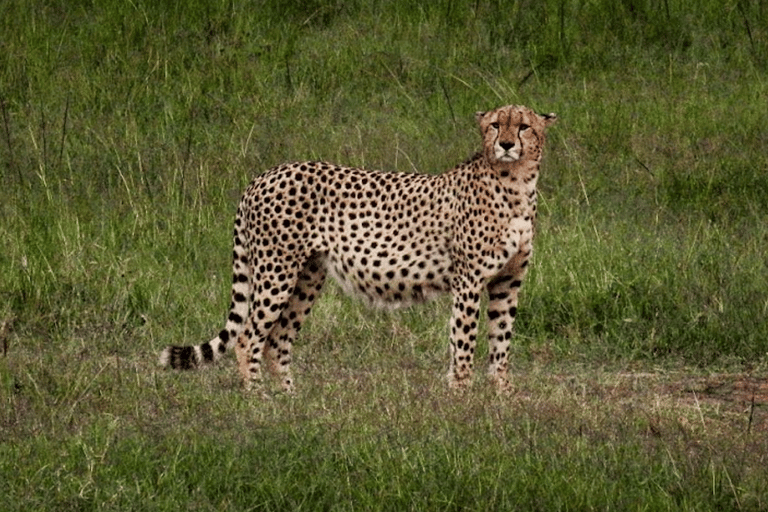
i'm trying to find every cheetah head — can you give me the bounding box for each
[475,105,557,167]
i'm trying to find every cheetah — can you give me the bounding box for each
[160,105,557,393]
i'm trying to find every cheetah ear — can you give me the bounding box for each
[540,112,558,126]
[474,111,486,124]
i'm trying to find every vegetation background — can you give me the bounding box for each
[1,0,767,509]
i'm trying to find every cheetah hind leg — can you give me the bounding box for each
[264,255,326,394]
[235,283,298,393]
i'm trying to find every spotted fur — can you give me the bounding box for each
[160,105,557,392]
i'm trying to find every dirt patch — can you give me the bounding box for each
[676,374,768,405]
[591,372,768,434]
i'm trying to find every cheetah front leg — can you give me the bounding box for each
[447,277,483,389]
[486,257,529,393]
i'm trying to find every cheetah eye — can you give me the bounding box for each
[519,124,530,132]
[490,122,499,130]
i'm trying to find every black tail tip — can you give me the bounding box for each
[159,346,198,370]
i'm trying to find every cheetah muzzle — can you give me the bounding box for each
[160,105,557,393]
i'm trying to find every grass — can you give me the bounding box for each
[2,0,768,509]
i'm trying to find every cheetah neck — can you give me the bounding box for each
[492,158,541,185]
[490,159,541,222]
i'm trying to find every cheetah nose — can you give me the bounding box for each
[499,142,515,151]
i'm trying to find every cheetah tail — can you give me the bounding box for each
[158,330,232,370]
[159,254,251,370]
[160,204,252,370]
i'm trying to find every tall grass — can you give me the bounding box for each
[2,0,768,509]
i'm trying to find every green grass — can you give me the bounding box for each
[2,0,768,509]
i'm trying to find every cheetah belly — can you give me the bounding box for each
[325,246,453,308]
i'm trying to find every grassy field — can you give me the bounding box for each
[2,0,768,509]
